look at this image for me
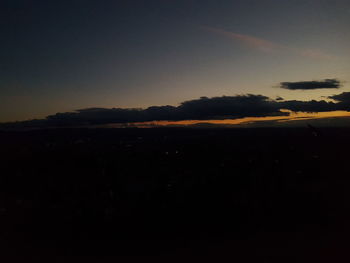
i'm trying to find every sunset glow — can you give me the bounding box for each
[95,110,350,128]
[145,111,350,126]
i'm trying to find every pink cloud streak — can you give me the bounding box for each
[203,26,336,60]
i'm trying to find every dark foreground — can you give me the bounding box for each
[1,127,350,262]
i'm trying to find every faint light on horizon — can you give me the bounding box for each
[96,110,350,128]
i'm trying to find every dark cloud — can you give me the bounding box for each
[328,92,350,111]
[2,92,350,129]
[47,108,146,125]
[279,100,337,112]
[45,94,287,126]
[178,95,284,119]
[329,92,350,103]
[280,79,341,90]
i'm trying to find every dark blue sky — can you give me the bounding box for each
[1,0,349,121]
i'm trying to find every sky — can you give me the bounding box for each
[1,0,350,123]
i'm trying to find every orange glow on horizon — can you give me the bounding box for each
[98,110,350,128]
[135,110,350,127]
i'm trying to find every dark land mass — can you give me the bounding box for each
[1,127,350,262]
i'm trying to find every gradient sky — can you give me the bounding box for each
[1,0,350,122]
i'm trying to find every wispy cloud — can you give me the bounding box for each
[203,26,337,60]
[296,48,337,60]
[203,26,281,53]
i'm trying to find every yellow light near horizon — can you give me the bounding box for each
[132,110,350,127]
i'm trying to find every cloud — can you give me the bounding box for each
[280,79,341,90]
[328,92,350,111]
[178,95,284,119]
[44,93,350,125]
[3,90,350,129]
[280,100,337,112]
[203,26,336,60]
[203,26,281,53]
[329,92,350,103]
[43,94,287,126]
[297,49,338,60]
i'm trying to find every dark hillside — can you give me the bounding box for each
[1,128,349,262]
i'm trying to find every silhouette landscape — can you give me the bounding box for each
[1,1,350,262]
